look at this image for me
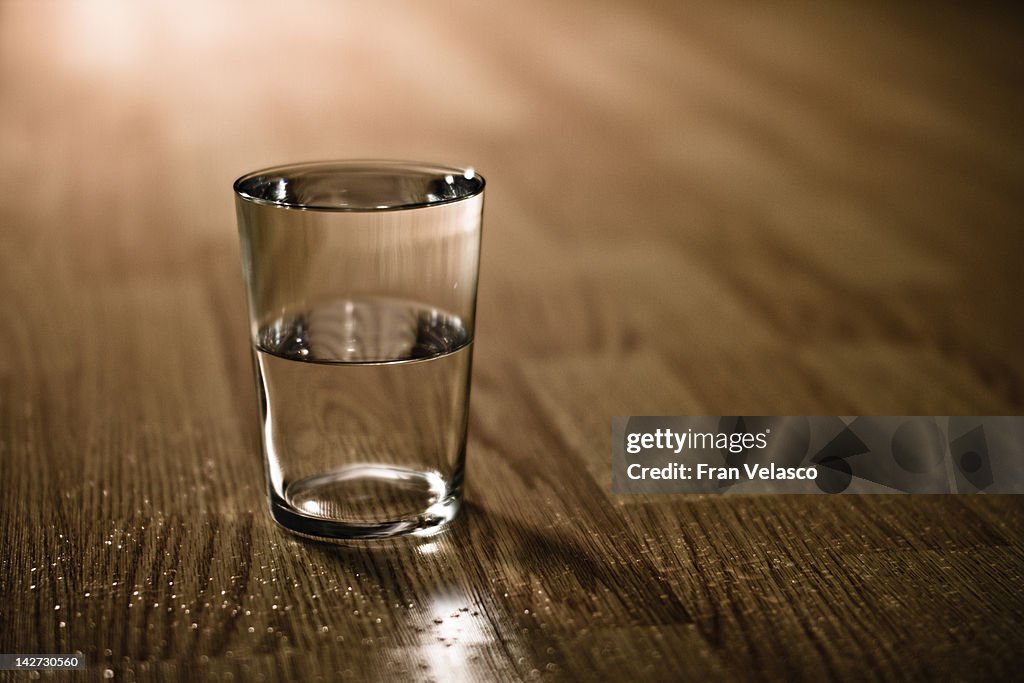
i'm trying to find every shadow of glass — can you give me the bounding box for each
[299,500,691,627]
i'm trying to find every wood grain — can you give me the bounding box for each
[1,0,1022,680]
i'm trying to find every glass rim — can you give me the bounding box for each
[232,159,486,213]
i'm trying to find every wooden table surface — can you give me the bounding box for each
[1,0,1022,680]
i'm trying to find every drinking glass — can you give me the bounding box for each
[233,160,484,540]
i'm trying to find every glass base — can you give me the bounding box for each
[269,465,462,540]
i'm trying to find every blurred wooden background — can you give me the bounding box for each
[1,0,1022,680]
